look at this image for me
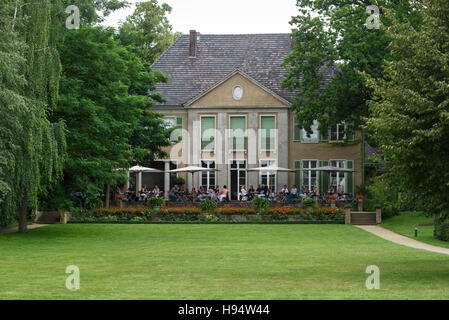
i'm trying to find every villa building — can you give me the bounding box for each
[134,31,362,200]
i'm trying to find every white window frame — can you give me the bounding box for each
[229,159,247,200]
[329,122,346,142]
[200,115,217,152]
[330,159,346,192]
[201,160,216,190]
[302,159,319,191]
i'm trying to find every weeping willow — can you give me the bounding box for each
[0,0,66,231]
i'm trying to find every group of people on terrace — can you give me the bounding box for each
[168,185,229,202]
[120,183,347,203]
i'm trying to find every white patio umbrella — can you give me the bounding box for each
[308,165,354,173]
[167,166,219,192]
[128,165,164,173]
[308,166,355,194]
[247,166,295,173]
[126,166,164,197]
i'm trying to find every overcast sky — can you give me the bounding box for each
[101,0,299,34]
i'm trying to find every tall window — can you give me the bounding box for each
[163,116,183,142]
[330,160,346,191]
[330,123,345,142]
[301,120,318,142]
[201,116,215,151]
[260,160,276,193]
[230,160,246,200]
[260,116,275,151]
[230,116,247,150]
[302,160,318,190]
[201,161,215,189]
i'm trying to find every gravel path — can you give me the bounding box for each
[356,225,449,256]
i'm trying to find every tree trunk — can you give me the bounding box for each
[18,191,28,233]
[105,184,110,208]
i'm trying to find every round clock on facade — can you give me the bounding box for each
[232,85,243,100]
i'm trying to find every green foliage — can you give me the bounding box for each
[0,0,66,227]
[44,26,170,209]
[301,198,318,208]
[364,1,449,226]
[174,177,185,186]
[147,197,165,209]
[281,0,420,136]
[117,0,181,64]
[363,175,401,219]
[252,197,270,213]
[204,214,221,223]
[199,199,218,212]
[434,215,449,242]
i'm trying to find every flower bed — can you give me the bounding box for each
[69,206,344,223]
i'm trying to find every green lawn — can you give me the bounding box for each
[1,224,449,299]
[381,211,449,249]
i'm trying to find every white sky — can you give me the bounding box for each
[101,0,299,34]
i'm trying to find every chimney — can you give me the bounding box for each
[189,30,197,57]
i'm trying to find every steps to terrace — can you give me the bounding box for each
[349,212,378,225]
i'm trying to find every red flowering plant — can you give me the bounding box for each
[309,207,345,221]
[356,194,365,200]
[328,194,338,201]
[214,207,256,215]
[159,207,202,221]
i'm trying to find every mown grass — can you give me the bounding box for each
[1,224,449,299]
[381,211,449,249]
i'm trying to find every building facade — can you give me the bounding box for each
[140,31,362,200]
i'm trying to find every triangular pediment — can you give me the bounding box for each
[185,70,290,107]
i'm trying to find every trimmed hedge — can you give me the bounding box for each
[69,206,345,224]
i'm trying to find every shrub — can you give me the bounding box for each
[174,177,185,186]
[147,197,165,209]
[302,198,318,208]
[199,199,218,212]
[434,216,449,241]
[215,207,256,215]
[252,197,269,213]
[204,214,221,223]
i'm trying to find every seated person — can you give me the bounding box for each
[197,186,207,201]
[218,185,228,202]
[152,185,161,197]
[240,186,248,201]
[313,186,320,197]
[247,185,255,201]
[115,186,124,200]
[337,185,344,197]
[288,185,298,200]
[140,185,148,201]
[281,185,289,195]
[169,186,179,202]
[208,187,216,200]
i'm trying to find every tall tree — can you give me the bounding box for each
[0,0,66,232]
[48,26,170,209]
[281,0,420,137]
[117,0,180,64]
[365,0,449,239]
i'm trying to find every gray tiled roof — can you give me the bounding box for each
[151,33,338,106]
